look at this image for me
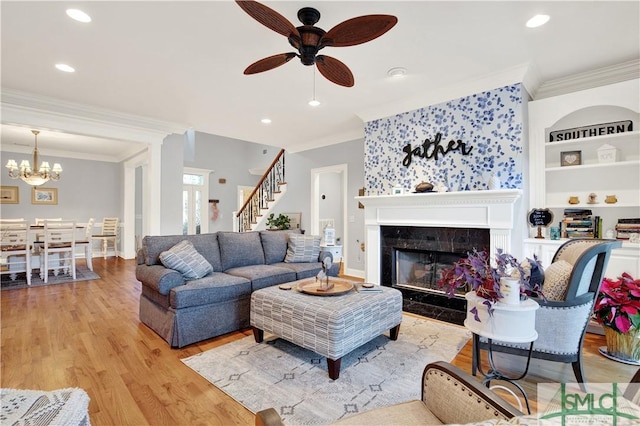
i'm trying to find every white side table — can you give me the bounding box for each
[464,293,539,414]
[320,244,342,262]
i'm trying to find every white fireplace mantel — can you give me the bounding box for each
[356,189,524,284]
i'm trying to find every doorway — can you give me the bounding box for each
[183,168,211,235]
[310,164,348,269]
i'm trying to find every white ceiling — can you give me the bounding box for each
[1,1,639,160]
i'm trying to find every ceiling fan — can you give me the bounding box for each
[235,1,398,87]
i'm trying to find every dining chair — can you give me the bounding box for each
[93,217,119,259]
[0,221,32,286]
[75,218,94,271]
[34,217,62,225]
[40,220,76,283]
[33,217,63,247]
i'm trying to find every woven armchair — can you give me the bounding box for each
[477,239,622,391]
[255,361,523,425]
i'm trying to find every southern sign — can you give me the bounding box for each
[549,120,633,142]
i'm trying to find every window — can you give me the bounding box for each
[182,168,211,235]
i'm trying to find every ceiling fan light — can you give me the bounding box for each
[526,14,550,28]
[261,118,272,124]
[308,99,321,107]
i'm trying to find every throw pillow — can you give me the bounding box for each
[159,240,213,280]
[284,234,321,263]
[543,260,573,301]
[260,229,300,264]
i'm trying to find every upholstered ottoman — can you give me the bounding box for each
[250,278,403,379]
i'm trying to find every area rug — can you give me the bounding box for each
[1,266,100,290]
[0,387,91,426]
[182,315,471,425]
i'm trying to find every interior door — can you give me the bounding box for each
[183,170,209,235]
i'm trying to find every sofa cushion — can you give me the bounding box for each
[160,240,213,280]
[260,229,300,264]
[274,258,339,280]
[274,261,323,279]
[170,272,252,309]
[219,231,265,270]
[224,264,296,291]
[543,260,573,301]
[142,233,223,272]
[284,234,321,263]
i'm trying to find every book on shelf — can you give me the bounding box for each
[615,218,640,240]
[561,209,599,239]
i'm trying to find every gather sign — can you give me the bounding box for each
[402,132,473,167]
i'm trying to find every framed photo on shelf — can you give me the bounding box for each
[32,187,58,205]
[392,185,404,195]
[560,150,582,167]
[0,186,19,204]
[283,212,301,230]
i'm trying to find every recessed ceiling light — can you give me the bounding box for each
[387,67,407,78]
[66,9,91,23]
[261,118,272,124]
[55,63,75,73]
[308,99,321,107]
[526,14,550,28]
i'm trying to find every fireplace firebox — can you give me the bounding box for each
[380,225,490,325]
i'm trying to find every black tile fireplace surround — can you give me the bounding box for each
[380,225,490,325]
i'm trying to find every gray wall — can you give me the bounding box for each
[0,150,121,224]
[1,134,367,274]
[182,132,264,233]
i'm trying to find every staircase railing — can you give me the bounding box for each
[236,149,286,232]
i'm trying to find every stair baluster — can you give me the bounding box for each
[236,149,286,232]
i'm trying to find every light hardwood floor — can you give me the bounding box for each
[1,258,637,425]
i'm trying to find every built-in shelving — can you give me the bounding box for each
[526,79,640,279]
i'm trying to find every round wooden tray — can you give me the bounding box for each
[297,280,354,296]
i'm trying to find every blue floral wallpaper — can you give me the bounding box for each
[364,83,524,194]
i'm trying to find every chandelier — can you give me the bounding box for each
[5,130,62,186]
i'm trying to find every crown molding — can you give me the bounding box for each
[0,143,143,163]
[1,89,188,144]
[534,59,640,100]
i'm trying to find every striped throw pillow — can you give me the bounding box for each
[284,234,321,263]
[159,240,213,280]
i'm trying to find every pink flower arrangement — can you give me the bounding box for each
[594,272,640,334]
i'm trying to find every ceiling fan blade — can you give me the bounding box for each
[316,55,354,87]
[235,1,300,39]
[244,53,297,74]
[322,15,398,47]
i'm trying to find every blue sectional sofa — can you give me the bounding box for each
[136,230,339,348]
